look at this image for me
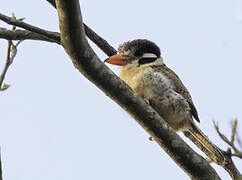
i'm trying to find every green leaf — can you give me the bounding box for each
[11,13,16,20]
[18,17,26,22]
[1,84,11,91]
[231,119,238,128]
[212,120,219,131]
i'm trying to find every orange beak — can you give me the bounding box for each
[105,54,129,66]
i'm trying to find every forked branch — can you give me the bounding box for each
[214,120,242,159]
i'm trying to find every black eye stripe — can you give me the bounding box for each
[138,58,157,65]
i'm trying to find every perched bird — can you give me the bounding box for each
[105,39,224,165]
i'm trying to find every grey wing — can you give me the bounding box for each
[152,65,200,122]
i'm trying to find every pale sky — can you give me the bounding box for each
[0,0,242,179]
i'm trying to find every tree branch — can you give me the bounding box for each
[54,0,221,179]
[212,120,242,179]
[0,27,60,44]
[0,40,12,89]
[0,14,25,91]
[223,149,242,180]
[46,0,117,56]
[0,23,21,91]
[84,24,117,56]
[0,13,60,42]
[0,11,116,57]
[0,1,239,179]
[214,120,242,159]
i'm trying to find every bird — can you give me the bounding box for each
[105,39,225,165]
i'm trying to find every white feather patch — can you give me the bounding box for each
[141,53,157,58]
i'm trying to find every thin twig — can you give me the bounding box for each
[231,153,242,158]
[213,120,242,159]
[231,120,237,143]
[213,121,242,178]
[237,134,242,150]
[0,40,12,89]
[0,21,22,90]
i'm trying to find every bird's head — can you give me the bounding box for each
[105,39,164,69]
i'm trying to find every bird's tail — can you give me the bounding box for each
[187,122,225,165]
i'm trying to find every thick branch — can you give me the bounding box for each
[0,27,60,44]
[55,0,221,179]
[223,149,242,180]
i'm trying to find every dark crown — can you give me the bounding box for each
[118,39,161,58]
